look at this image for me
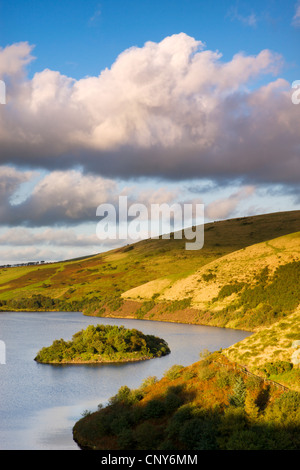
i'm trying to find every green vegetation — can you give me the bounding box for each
[0,211,299,325]
[224,307,300,391]
[259,361,294,377]
[135,300,156,319]
[72,352,300,450]
[34,324,170,364]
[238,261,300,316]
[164,298,192,312]
[1,210,298,450]
[210,261,300,329]
[213,281,245,301]
[120,219,300,332]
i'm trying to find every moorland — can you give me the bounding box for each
[1,210,300,450]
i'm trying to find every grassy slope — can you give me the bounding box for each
[1,211,300,391]
[0,210,299,307]
[122,231,300,308]
[73,352,300,450]
[118,224,300,387]
[223,306,300,391]
[2,210,299,443]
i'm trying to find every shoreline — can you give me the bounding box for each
[34,354,165,365]
[0,306,254,333]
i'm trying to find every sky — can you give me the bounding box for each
[0,0,299,264]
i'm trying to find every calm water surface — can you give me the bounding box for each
[0,311,251,450]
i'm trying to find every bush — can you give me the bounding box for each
[134,422,163,450]
[165,298,192,313]
[260,361,293,377]
[216,369,234,388]
[163,364,184,380]
[179,417,218,450]
[117,428,135,449]
[139,376,158,390]
[144,399,165,419]
[35,324,170,363]
[166,404,194,439]
[214,282,245,301]
[110,410,133,435]
[109,385,133,406]
[197,365,216,381]
[264,391,300,427]
[164,386,184,414]
[135,300,156,319]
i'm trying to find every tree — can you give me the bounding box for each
[229,376,246,408]
[245,391,260,421]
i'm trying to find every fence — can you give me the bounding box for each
[212,356,289,392]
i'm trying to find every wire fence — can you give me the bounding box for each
[212,356,290,392]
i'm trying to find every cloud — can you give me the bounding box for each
[227,5,258,27]
[0,166,186,227]
[0,42,35,79]
[0,166,34,199]
[0,167,118,226]
[0,166,36,222]
[89,5,101,25]
[292,1,300,27]
[0,244,98,264]
[264,183,300,204]
[0,227,98,247]
[0,224,128,264]
[205,186,256,220]
[0,34,298,188]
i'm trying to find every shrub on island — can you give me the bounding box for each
[34,324,170,364]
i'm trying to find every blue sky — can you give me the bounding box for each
[1,0,299,81]
[0,0,299,263]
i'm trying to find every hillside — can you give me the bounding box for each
[2,209,299,448]
[223,306,300,391]
[0,210,299,331]
[73,351,300,450]
[122,231,300,330]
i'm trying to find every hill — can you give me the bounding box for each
[72,351,300,450]
[0,210,299,331]
[223,305,300,391]
[2,209,299,448]
[123,231,300,330]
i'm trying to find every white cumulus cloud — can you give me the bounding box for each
[1,34,297,187]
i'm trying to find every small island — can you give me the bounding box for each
[34,324,170,364]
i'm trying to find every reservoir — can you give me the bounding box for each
[0,311,251,450]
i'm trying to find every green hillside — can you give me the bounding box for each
[224,306,300,391]
[0,210,299,326]
[73,351,300,450]
[124,231,300,331]
[2,209,299,448]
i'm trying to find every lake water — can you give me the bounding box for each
[0,311,251,450]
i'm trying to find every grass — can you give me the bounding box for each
[126,230,300,331]
[2,210,299,441]
[1,210,299,307]
[223,306,300,390]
